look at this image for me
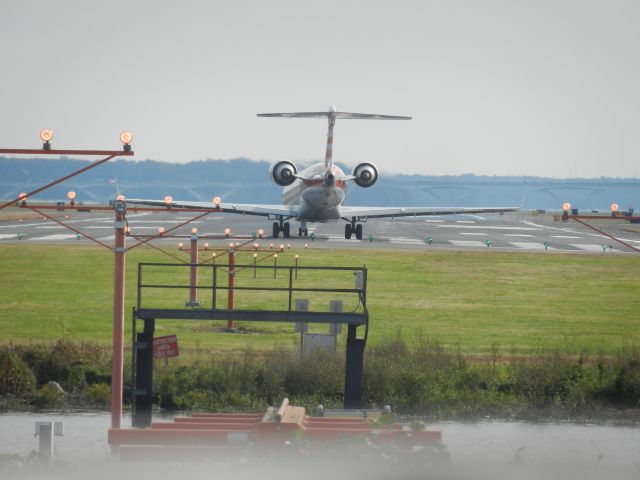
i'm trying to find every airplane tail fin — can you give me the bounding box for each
[258,107,412,170]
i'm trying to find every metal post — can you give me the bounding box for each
[111,201,127,431]
[344,325,365,409]
[188,234,199,306]
[133,318,155,428]
[227,249,235,330]
[37,422,54,461]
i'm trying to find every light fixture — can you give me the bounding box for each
[562,202,571,212]
[294,254,299,259]
[610,203,619,213]
[224,227,231,237]
[40,129,53,150]
[17,193,28,206]
[257,228,264,238]
[158,227,165,234]
[67,191,76,206]
[191,227,198,235]
[120,131,133,151]
[164,196,173,204]
[213,196,221,206]
[253,253,258,258]
[178,242,184,249]
[229,242,235,249]
[116,194,126,201]
[253,242,259,250]
[204,242,209,250]
[279,244,284,251]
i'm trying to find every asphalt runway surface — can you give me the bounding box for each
[1,209,639,254]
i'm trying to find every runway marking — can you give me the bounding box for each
[570,244,606,252]
[505,234,536,238]
[435,225,540,231]
[0,234,18,240]
[389,238,424,245]
[456,220,476,224]
[424,219,444,223]
[459,232,487,236]
[29,234,79,241]
[552,235,581,239]
[35,226,65,229]
[510,242,555,251]
[449,240,487,247]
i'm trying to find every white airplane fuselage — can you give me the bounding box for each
[282,163,348,222]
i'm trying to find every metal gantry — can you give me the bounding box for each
[131,262,369,427]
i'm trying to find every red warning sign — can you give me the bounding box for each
[153,335,179,358]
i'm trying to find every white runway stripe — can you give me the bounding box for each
[460,232,487,236]
[29,234,78,241]
[510,242,554,250]
[505,234,536,238]
[0,234,18,240]
[449,240,487,247]
[570,244,606,252]
[552,235,581,239]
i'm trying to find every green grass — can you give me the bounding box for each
[1,244,639,355]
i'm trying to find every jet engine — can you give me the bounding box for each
[269,160,297,186]
[352,162,378,188]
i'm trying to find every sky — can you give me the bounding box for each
[1,0,639,178]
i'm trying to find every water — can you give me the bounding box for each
[1,412,639,479]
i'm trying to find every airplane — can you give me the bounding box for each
[128,106,519,239]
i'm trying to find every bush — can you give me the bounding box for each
[86,383,111,406]
[0,350,36,395]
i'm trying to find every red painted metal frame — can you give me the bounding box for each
[0,149,133,211]
[568,216,640,253]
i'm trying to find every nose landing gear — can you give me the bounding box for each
[344,218,363,240]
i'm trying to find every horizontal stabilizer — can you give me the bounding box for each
[258,111,411,120]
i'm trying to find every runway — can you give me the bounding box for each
[1,209,639,254]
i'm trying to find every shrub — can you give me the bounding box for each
[0,350,36,395]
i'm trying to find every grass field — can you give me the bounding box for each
[1,244,639,355]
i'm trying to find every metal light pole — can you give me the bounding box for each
[111,198,127,430]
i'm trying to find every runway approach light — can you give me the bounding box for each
[224,227,231,237]
[164,196,173,204]
[257,228,264,239]
[17,193,28,206]
[253,242,259,250]
[120,131,133,151]
[191,227,198,235]
[610,203,619,213]
[229,242,235,249]
[158,227,165,234]
[40,129,53,150]
[562,202,571,212]
[178,242,184,249]
[67,191,76,206]
[279,244,285,251]
[116,194,125,202]
[213,196,221,206]
[204,242,209,250]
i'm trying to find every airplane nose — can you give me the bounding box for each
[325,173,335,187]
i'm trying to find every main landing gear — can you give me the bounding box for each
[298,221,309,237]
[272,217,291,238]
[344,217,363,240]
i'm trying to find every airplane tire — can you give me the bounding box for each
[272,222,280,238]
[344,223,352,239]
[283,222,291,238]
[355,224,363,240]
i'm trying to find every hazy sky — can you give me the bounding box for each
[1,0,639,177]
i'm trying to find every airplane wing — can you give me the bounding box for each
[126,198,297,218]
[340,206,520,219]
